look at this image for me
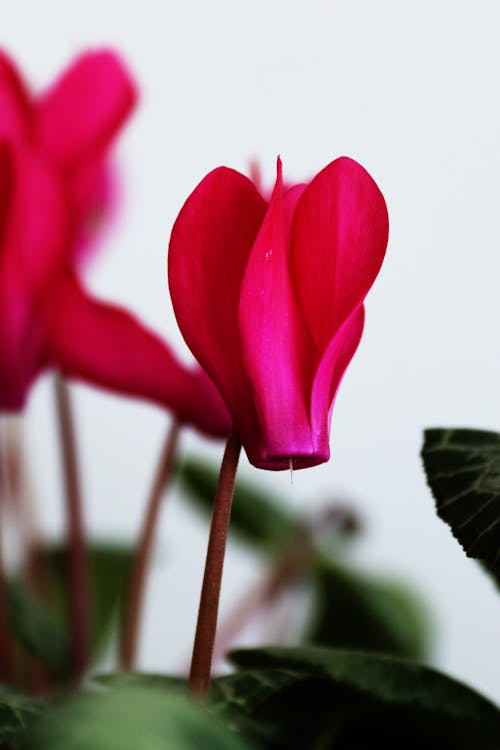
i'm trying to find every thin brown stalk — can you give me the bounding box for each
[119,420,180,670]
[212,557,295,665]
[189,428,241,698]
[3,421,49,694]
[0,419,16,684]
[54,376,89,683]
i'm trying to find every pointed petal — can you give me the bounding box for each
[0,141,13,247]
[290,157,388,352]
[310,305,365,452]
[0,50,32,141]
[168,166,266,445]
[36,50,137,170]
[45,274,230,437]
[239,159,316,465]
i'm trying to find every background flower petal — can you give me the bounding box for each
[0,143,68,403]
[36,49,137,170]
[0,50,32,141]
[3,144,69,295]
[45,273,230,437]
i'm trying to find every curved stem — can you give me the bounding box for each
[0,418,15,684]
[54,376,89,683]
[212,556,295,666]
[119,420,180,670]
[189,428,241,698]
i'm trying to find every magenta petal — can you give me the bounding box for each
[0,142,13,247]
[239,159,317,465]
[36,50,137,170]
[0,51,32,142]
[69,156,117,264]
[310,305,365,453]
[169,166,267,444]
[46,274,231,437]
[3,145,69,295]
[0,264,46,410]
[0,145,53,410]
[0,143,68,405]
[290,157,388,352]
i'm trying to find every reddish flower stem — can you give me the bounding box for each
[54,376,90,683]
[189,428,241,698]
[119,420,180,670]
[212,557,295,665]
[0,420,16,684]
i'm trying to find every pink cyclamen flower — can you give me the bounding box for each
[169,157,389,468]
[0,50,230,437]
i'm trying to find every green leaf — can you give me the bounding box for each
[0,684,44,743]
[421,428,500,564]
[225,647,500,749]
[7,581,70,675]
[94,671,184,691]
[24,684,254,750]
[482,561,500,589]
[304,559,432,659]
[177,457,297,553]
[41,540,135,661]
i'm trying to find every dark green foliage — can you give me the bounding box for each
[221,647,500,749]
[7,581,69,676]
[0,685,44,745]
[305,559,431,659]
[41,540,134,660]
[23,683,254,750]
[422,428,500,564]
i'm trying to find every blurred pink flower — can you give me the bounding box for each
[169,156,389,468]
[0,49,230,437]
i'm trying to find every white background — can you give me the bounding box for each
[2,0,500,701]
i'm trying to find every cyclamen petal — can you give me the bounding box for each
[45,274,231,437]
[36,50,137,170]
[169,167,266,447]
[238,159,317,467]
[0,141,68,409]
[169,156,389,470]
[290,157,389,351]
[0,51,31,142]
[0,49,230,440]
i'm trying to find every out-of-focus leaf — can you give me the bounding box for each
[41,541,134,660]
[0,684,44,742]
[7,581,69,675]
[481,562,500,589]
[24,684,255,750]
[421,428,500,564]
[304,559,431,659]
[177,457,297,553]
[94,672,184,691]
[225,647,500,749]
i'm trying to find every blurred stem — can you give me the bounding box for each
[0,419,16,684]
[213,555,298,665]
[213,524,314,663]
[119,420,180,670]
[54,376,90,683]
[4,421,49,694]
[189,428,241,698]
